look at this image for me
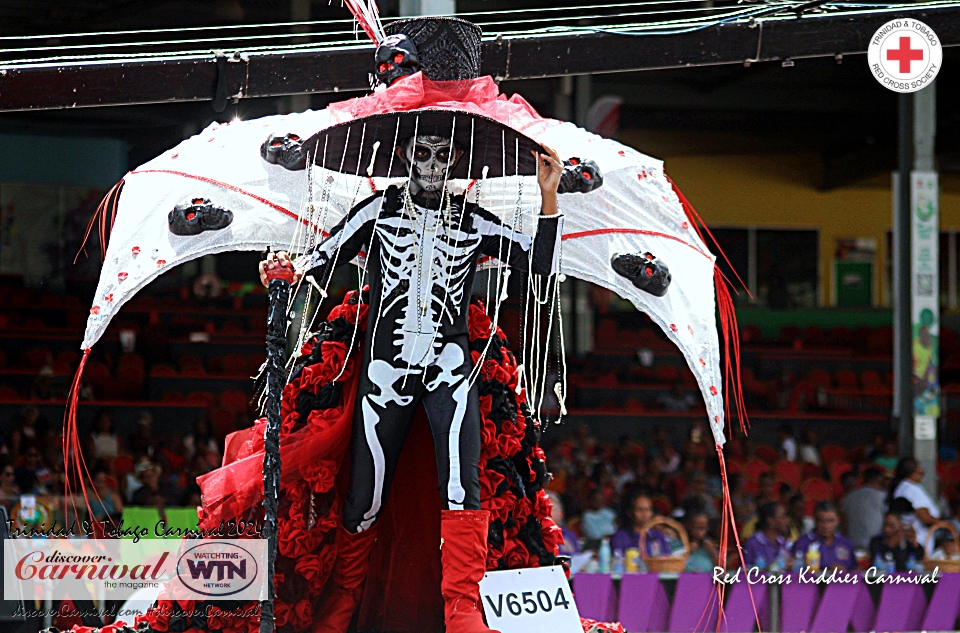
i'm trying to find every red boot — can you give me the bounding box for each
[440,510,501,633]
[315,525,378,633]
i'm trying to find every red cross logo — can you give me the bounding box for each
[886,36,924,73]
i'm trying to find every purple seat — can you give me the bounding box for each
[873,576,926,632]
[668,574,720,632]
[922,572,960,630]
[780,574,819,632]
[810,582,874,633]
[618,574,669,632]
[722,580,768,632]
[573,573,618,622]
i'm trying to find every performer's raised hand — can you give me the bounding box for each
[533,144,563,216]
[259,250,302,287]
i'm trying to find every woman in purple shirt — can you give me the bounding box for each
[611,493,672,556]
[743,502,788,569]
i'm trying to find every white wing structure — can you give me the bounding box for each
[80,106,731,446]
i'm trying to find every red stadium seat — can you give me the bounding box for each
[820,445,847,465]
[755,445,778,464]
[801,477,832,502]
[220,389,249,417]
[149,364,177,377]
[0,385,20,400]
[743,458,770,483]
[111,455,134,478]
[834,370,858,389]
[774,460,801,490]
[801,462,822,480]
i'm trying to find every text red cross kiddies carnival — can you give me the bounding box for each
[887,36,924,73]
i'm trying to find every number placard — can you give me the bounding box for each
[479,566,582,633]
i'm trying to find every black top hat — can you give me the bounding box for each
[301,17,542,178]
[384,17,482,82]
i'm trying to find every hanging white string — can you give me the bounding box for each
[340,0,386,44]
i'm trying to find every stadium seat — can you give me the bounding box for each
[0,385,20,400]
[755,445,778,464]
[801,478,832,505]
[801,462,822,480]
[834,370,858,389]
[820,445,846,465]
[774,460,801,490]
[111,455,134,479]
[149,364,177,377]
[828,461,853,484]
[743,458,770,483]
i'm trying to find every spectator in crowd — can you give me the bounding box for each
[10,405,48,457]
[612,492,671,556]
[88,465,124,524]
[684,511,718,573]
[14,447,53,495]
[791,501,857,570]
[128,411,159,459]
[30,365,64,400]
[743,502,789,569]
[653,438,680,476]
[798,429,821,466]
[86,408,123,461]
[658,382,695,412]
[889,457,940,554]
[865,432,885,461]
[0,455,19,508]
[786,494,813,542]
[547,491,580,556]
[756,472,778,507]
[928,527,960,562]
[130,461,173,507]
[868,512,924,571]
[729,473,756,529]
[778,425,798,462]
[682,422,710,461]
[874,437,900,474]
[183,416,219,462]
[580,488,617,543]
[842,467,887,550]
[686,471,717,519]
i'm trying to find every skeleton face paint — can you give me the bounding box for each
[401,136,460,194]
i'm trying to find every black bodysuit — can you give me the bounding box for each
[298,186,561,532]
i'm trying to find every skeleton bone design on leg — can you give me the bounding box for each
[366,359,418,408]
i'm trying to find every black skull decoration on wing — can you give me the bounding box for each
[168,198,233,236]
[557,157,603,194]
[611,251,672,297]
[373,34,420,89]
[261,133,307,171]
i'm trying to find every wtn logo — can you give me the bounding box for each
[185,559,247,581]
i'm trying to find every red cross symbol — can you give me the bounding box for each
[887,36,924,73]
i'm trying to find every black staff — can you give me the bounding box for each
[258,251,299,633]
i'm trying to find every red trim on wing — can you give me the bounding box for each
[562,227,711,259]
[132,169,329,236]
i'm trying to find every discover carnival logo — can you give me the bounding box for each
[867,18,942,93]
[4,538,268,601]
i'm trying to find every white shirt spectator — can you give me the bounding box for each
[893,479,940,554]
[781,436,798,462]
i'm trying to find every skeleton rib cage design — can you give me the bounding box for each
[296,185,562,531]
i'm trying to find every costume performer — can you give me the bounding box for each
[260,128,565,632]
[56,8,749,633]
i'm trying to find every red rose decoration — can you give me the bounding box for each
[497,433,522,458]
[296,553,328,590]
[279,523,312,558]
[292,598,314,629]
[274,600,291,627]
[302,459,337,493]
